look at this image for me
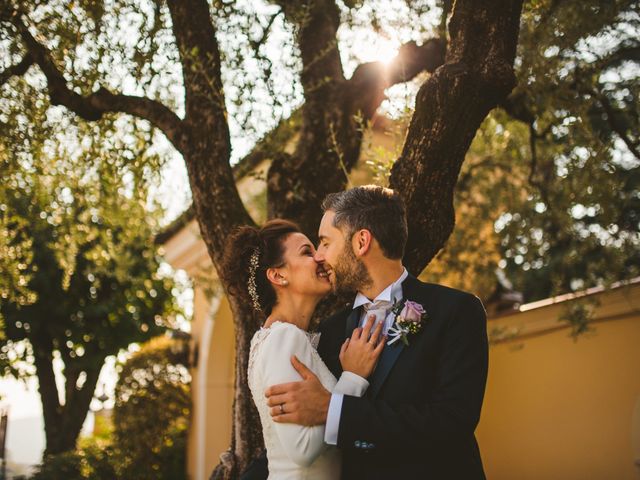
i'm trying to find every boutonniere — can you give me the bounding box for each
[387,298,429,346]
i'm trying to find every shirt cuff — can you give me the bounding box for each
[333,371,369,396]
[324,393,343,445]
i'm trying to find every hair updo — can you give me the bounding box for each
[220,219,301,316]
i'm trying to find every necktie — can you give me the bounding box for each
[361,299,392,331]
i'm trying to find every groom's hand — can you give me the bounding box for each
[265,355,330,426]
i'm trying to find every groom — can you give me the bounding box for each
[252,185,488,478]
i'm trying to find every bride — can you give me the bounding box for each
[221,219,385,479]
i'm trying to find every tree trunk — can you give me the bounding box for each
[46,365,102,455]
[266,2,446,240]
[32,335,63,454]
[392,0,524,274]
[209,297,264,479]
[33,332,105,455]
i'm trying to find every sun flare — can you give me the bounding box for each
[357,37,399,65]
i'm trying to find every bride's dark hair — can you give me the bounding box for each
[220,219,301,316]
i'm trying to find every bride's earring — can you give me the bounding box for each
[281,279,289,286]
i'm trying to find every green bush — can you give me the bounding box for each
[30,451,82,480]
[29,336,191,479]
[29,438,116,480]
[112,335,191,480]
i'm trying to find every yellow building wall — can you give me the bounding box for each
[477,313,640,479]
[187,289,235,480]
[188,286,640,480]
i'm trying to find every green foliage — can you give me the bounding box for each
[30,451,83,480]
[422,0,639,306]
[112,335,191,480]
[30,438,117,480]
[27,336,190,480]
[1,0,635,347]
[559,298,598,339]
[496,0,639,300]
[0,207,36,318]
[0,34,180,362]
[0,30,181,449]
[0,101,179,372]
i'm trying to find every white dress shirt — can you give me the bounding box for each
[324,268,408,445]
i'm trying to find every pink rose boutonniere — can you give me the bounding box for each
[387,299,429,346]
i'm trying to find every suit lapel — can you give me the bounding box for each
[318,307,361,379]
[369,274,422,398]
[369,338,405,398]
[345,307,361,339]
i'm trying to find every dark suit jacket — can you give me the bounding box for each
[240,275,488,480]
[317,275,488,479]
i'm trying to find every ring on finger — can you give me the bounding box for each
[279,403,285,414]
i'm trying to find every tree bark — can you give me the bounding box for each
[391,0,524,274]
[0,52,32,86]
[267,0,445,238]
[49,365,103,455]
[31,332,62,454]
[165,4,265,475]
[32,329,105,455]
[163,0,254,260]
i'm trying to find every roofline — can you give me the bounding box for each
[518,276,640,312]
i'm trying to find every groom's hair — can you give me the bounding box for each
[322,185,407,259]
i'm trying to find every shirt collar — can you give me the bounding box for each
[352,268,408,309]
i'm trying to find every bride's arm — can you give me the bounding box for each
[260,325,331,467]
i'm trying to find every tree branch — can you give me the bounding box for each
[596,89,640,160]
[0,52,33,86]
[527,123,554,207]
[164,0,253,265]
[390,0,524,274]
[267,34,446,237]
[500,92,556,205]
[596,43,640,71]
[249,9,283,53]
[500,91,535,124]
[275,0,345,92]
[387,39,447,85]
[9,10,186,150]
[348,38,446,119]
[501,41,640,128]
[265,0,350,236]
[165,0,228,132]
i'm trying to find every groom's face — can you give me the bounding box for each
[315,210,371,294]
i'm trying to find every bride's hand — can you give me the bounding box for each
[339,314,385,378]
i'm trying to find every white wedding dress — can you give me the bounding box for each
[248,321,369,479]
